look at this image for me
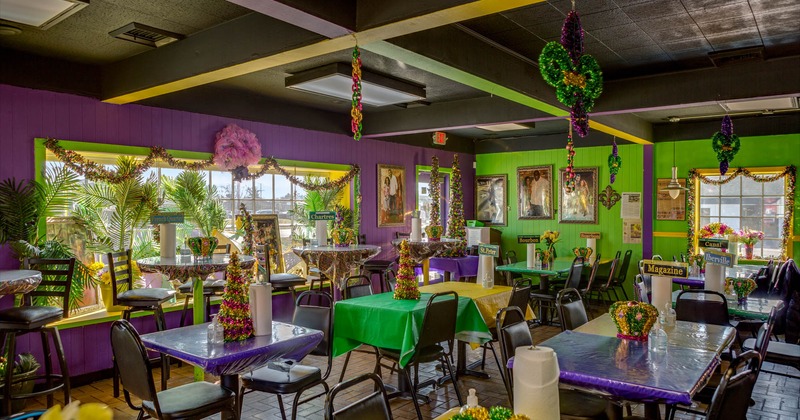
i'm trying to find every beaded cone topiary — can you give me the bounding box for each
[393,240,420,300]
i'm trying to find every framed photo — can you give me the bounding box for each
[517,165,553,220]
[475,174,507,226]
[252,214,284,273]
[377,164,406,227]
[559,167,598,224]
[656,178,687,220]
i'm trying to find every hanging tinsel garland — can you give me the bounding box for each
[686,166,795,258]
[711,115,740,175]
[351,45,363,141]
[538,8,603,137]
[44,138,360,190]
[564,127,576,193]
[608,138,621,184]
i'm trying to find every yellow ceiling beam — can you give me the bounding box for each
[103,0,546,105]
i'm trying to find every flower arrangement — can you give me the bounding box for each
[451,406,529,420]
[96,261,142,286]
[542,230,560,247]
[738,228,764,246]
[688,253,705,270]
[725,277,757,303]
[699,222,734,238]
[610,301,659,341]
[213,124,262,181]
[87,261,106,285]
[40,401,113,420]
[331,207,355,247]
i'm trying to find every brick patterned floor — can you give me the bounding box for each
[27,318,800,419]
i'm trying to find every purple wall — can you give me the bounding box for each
[0,84,475,377]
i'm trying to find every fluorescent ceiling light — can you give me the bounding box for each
[0,0,88,29]
[286,63,425,107]
[721,97,798,113]
[475,123,531,132]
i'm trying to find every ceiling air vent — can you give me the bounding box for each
[109,22,184,48]
[708,46,764,67]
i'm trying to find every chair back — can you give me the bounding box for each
[383,269,397,292]
[110,320,160,413]
[616,250,633,284]
[753,302,782,367]
[293,291,334,358]
[106,249,133,306]
[601,257,619,290]
[395,232,410,239]
[652,255,664,260]
[358,234,367,245]
[344,275,373,299]
[680,253,687,263]
[504,250,522,283]
[501,279,532,327]
[416,292,459,354]
[324,373,393,420]
[23,257,75,318]
[707,350,762,420]
[496,306,532,404]
[556,288,588,331]
[581,255,602,292]
[505,250,518,265]
[215,243,231,254]
[565,256,586,290]
[675,289,730,326]
[633,274,650,303]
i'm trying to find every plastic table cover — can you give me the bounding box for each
[672,276,705,288]
[429,256,479,281]
[420,282,534,326]
[0,270,42,297]
[539,331,719,405]
[140,322,323,376]
[292,245,380,290]
[390,238,461,264]
[671,290,780,320]
[137,254,256,282]
[332,292,492,368]
[496,257,611,277]
[575,313,735,354]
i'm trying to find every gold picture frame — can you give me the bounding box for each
[377,164,406,227]
[252,214,284,273]
[558,166,599,224]
[517,165,554,220]
[475,174,507,226]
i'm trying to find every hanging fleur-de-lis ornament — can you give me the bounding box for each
[539,9,603,137]
[711,115,740,175]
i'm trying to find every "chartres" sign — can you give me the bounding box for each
[640,260,689,279]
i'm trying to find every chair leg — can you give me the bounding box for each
[339,351,352,383]
[2,333,16,416]
[276,394,287,420]
[443,354,463,406]
[620,285,629,300]
[49,327,70,407]
[154,307,170,388]
[180,296,190,327]
[41,330,54,407]
[480,345,487,370]
[488,343,506,386]
[405,366,423,420]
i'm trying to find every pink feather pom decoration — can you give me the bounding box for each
[213,124,262,172]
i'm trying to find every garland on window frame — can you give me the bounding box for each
[351,45,363,141]
[686,166,795,258]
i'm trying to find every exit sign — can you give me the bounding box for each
[432,131,448,145]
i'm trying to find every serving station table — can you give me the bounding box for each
[429,255,479,282]
[391,238,461,285]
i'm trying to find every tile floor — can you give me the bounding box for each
[27,320,800,419]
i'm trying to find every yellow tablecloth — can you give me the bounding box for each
[420,282,535,327]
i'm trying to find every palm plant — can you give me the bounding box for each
[0,165,94,310]
[72,157,162,259]
[289,175,345,240]
[162,171,226,237]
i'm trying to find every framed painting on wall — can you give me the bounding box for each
[377,164,406,227]
[559,166,598,224]
[517,165,553,220]
[656,178,687,220]
[252,214,284,273]
[475,174,507,226]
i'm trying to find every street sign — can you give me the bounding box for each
[310,211,336,221]
[699,238,729,249]
[517,235,541,244]
[580,232,601,239]
[478,244,500,257]
[150,212,184,224]
[705,250,734,267]
[640,260,689,278]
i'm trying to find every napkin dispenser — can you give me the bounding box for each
[249,283,273,336]
[513,345,560,420]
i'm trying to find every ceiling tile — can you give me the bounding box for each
[684,0,750,19]
[462,14,524,36]
[679,0,746,11]
[660,38,711,52]
[755,10,800,37]
[621,1,687,21]
[704,26,760,44]
[482,28,543,49]
[500,3,565,26]
[521,20,568,39]
[547,0,619,15]
[644,24,705,44]
[579,9,634,30]
[747,0,798,14]
[697,16,758,36]
[635,13,695,32]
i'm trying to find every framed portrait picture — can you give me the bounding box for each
[558,167,598,224]
[517,165,553,220]
[252,214,284,273]
[475,174,507,226]
[377,164,406,227]
[656,178,687,220]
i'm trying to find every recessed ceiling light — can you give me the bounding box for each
[475,123,532,132]
[721,97,798,113]
[286,63,426,107]
[0,0,88,30]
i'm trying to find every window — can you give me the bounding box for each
[697,173,785,258]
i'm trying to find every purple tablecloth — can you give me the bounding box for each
[429,256,479,281]
[140,321,323,376]
[539,331,719,405]
[673,276,704,288]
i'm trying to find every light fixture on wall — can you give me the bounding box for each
[661,141,688,199]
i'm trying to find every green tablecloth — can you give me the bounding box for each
[496,257,611,277]
[332,292,492,368]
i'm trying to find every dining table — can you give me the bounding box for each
[0,270,42,297]
[292,245,380,293]
[496,256,612,290]
[140,321,323,419]
[391,238,462,285]
[137,254,257,379]
[429,255,479,282]
[671,289,781,321]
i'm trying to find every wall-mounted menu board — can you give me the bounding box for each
[656,178,686,221]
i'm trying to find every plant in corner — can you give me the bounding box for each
[0,353,41,412]
[162,170,227,257]
[288,175,347,242]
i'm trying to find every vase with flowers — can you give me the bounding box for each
[725,277,757,305]
[542,230,560,267]
[90,260,139,312]
[737,228,764,260]
[330,207,355,247]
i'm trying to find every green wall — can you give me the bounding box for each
[653,134,800,262]
[477,144,644,285]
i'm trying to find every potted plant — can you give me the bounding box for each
[288,175,347,243]
[163,171,226,258]
[737,228,765,260]
[0,353,41,412]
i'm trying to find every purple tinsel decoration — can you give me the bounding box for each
[610,141,619,184]
[720,160,729,175]
[721,115,733,137]
[571,99,589,137]
[561,11,584,65]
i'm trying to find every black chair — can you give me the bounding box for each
[578,255,603,306]
[383,269,398,292]
[530,256,585,325]
[743,300,800,379]
[339,275,379,382]
[362,258,397,293]
[0,258,73,414]
[503,250,523,285]
[324,373,393,420]
[301,238,332,295]
[633,274,650,304]
[240,290,333,420]
[557,288,589,331]
[178,243,230,327]
[610,250,633,301]
[588,257,619,308]
[374,292,463,419]
[675,290,730,327]
[107,249,175,397]
[479,278,532,382]
[261,244,308,302]
[110,320,238,419]
[395,232,410,239]
[496,306,617,419]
